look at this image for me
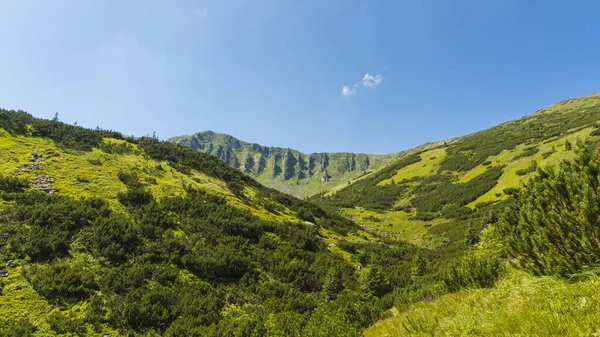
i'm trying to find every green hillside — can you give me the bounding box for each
[314,92,600,336]
[0,110,423,336]
[315,93,600,245]
[169,131,402,198]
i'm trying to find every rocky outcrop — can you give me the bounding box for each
[243,153,255,173]
[33,174,58,194]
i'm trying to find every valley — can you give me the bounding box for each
[2,93,600,336]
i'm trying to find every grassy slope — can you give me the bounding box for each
[336,93,600,247]
[0,128,295,223]
[356,93,600,336]
[364,267,600,336]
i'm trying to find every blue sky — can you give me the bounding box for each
[1,0,599,154]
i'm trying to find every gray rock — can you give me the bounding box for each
[5,260,13,268]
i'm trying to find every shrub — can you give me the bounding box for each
[499,145,600,276]
[0,176,29,193]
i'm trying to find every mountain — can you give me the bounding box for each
[168,131,403,198]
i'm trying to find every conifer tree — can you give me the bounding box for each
[410,251,426,281]
[465,223,479,246]
[366,266,389,298]
[498,143,600,276]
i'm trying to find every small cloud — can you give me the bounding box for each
[342,85,356,97]
[361,73,383,88]
[342,73,383,97]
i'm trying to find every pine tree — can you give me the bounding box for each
[465,223,479,246]
[410,252,426,281]
[365,266,389,297]
[498,143,600,276]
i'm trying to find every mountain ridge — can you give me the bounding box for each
[168,130,403,198]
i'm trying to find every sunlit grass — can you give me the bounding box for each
[0,130,298,223]
[378,148,447,186]
[466,127,594,207]
[364,267,600,337]
[341,207,447,247]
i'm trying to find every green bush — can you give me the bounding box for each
[0,176,29,193]
[499,145,600,276]
[0,318,37,337]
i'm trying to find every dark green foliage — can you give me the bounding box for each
[515,161,537,176]
[498,146,600,276]
[410,252,426,281]
[443,248,505,291]
[99,141,137,155]
[565,139,573,150]
[365,266,391,298]
[541,150,554,159]
[315,154,421,210]
[0,184,380,335]
[0,176,28,193]
[3,192,110,262]
[0,109,125,151]
[47,311,87,335]
[441,205,473,220]
[24,260,97,301]
[412,211,436,221]
[465,224,479,245]
[439,154,472,172]
[0,318,37,337]
[513,146,540,160]
[84,214,139,263]
[117,170,142,188]
[411,166,504,213]
[117,187,154,208]
[503,187,520,195]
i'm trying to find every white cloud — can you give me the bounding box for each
[342,73,383,97]
[360,73,383,88]
[342,85,356,97]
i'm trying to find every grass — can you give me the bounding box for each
[341,208,448,248]
[0,129,297,223]
[364,267,600,337]
[465,127,595,207]
[0,257,121,336]
[378,148,447,186]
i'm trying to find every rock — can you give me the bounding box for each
[32,175,58,194]
[31,153,43,163]
[0,270,8,277]
[18,163,42,172]
[5,260,13,268]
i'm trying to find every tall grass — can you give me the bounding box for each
[364,268,600,336]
